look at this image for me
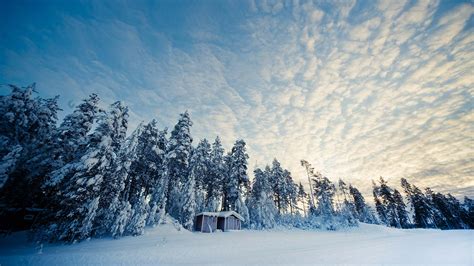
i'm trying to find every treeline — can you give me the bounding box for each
[373,177,473,229]
[0,84,256,242]
[0,84,472,244]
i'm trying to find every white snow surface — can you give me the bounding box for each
[1,222,472,265]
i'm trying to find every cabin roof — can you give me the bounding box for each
[196,211,245,221]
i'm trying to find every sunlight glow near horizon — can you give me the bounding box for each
[0,0,473,199]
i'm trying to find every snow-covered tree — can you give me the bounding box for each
[49,101,128,242]
[283,170,298,214]
[312,172,336,218]
[0,145,22,189]
[93,103,129,236]
[189,139,211,212]
[248,168,277,229]
[336,180,357,225]
[180,171,197,230]
[349,185,377,224]
[165,111,193,223]
[401,178,435,228]
[270,159,286,214]
[54,94,100,167]
[393,189,410,228]
[426,190,468,229]
[0,84,61,207]
[224,139,250,224]
[204,136,225,211]
[373,181,388,225]
[373,177,409,228]
[462,197,474,229]
[146,126,168,226]
[126,193,149,236]
[297,182,308,217]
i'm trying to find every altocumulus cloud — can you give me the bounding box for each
[0,0,473,199]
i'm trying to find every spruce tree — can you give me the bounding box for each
[349,185,377,224]
[270,159,285,214]
[146,127,168,226]
[205,136,225,211]
[393,189,410,228]
[297,182,308,216]
[248,168,277,229]
[165,111,193,222]
[401,178,434,228]
[224,139,250,223]
[189,139,211,212]
[0,84,61,207]
[50,101,128,242]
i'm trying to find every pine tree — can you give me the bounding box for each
[204,136,225,211]
[425,188,450,229]
[54,94,100,167]
[393,189,410,228]
[337,179,357,222]
[376,177,402,228]
[0,84,61,207]
[312,172,335,218]
[0,145,22,189]
[462,197,474,229]
[248,168,277,229]
[401,178,434,228]
[165,111,193,222]
[108,126,141,237]
[50,101,128,242]
[297,182,308,217]
[270,159,285,214]
[126,193,149,236]
[283,170,298,215]
[146,127,168,226]
[189,139,211,213]
[93,102,129,236]
[373,181,388,225]
[224,139,250,224]
[180,171,197,230]
[349,185,377,224]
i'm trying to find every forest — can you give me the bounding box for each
[0,84,473,243]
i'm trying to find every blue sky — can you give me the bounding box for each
[1,0,473,198]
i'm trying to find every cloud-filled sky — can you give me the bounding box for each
[1,0,473,199]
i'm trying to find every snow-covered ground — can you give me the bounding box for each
[1,222,472,265]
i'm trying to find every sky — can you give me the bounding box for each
[1,0,473,199]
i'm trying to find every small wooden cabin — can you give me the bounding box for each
[194,211,244,233]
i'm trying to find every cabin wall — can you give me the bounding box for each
[201,216,217,233]
[217,217,226,231]
[195,215,203,231]
[226,216,240,230]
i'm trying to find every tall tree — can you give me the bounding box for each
[54,94,100,167]
[0,84,61,207]
[401,178,434,228]
[349,185,377,224]
[373,181,388,225]
[165,111,193,222]
[393,189,410,228]
[204,136,225,211]
[49,101,128,242]
[189,139,211,212]
[248,168,277,229]
[146,127,168,226]
[224,139,250,223]
[297,182,308,217]
[270,159,285,214]
[312,172,336,218]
